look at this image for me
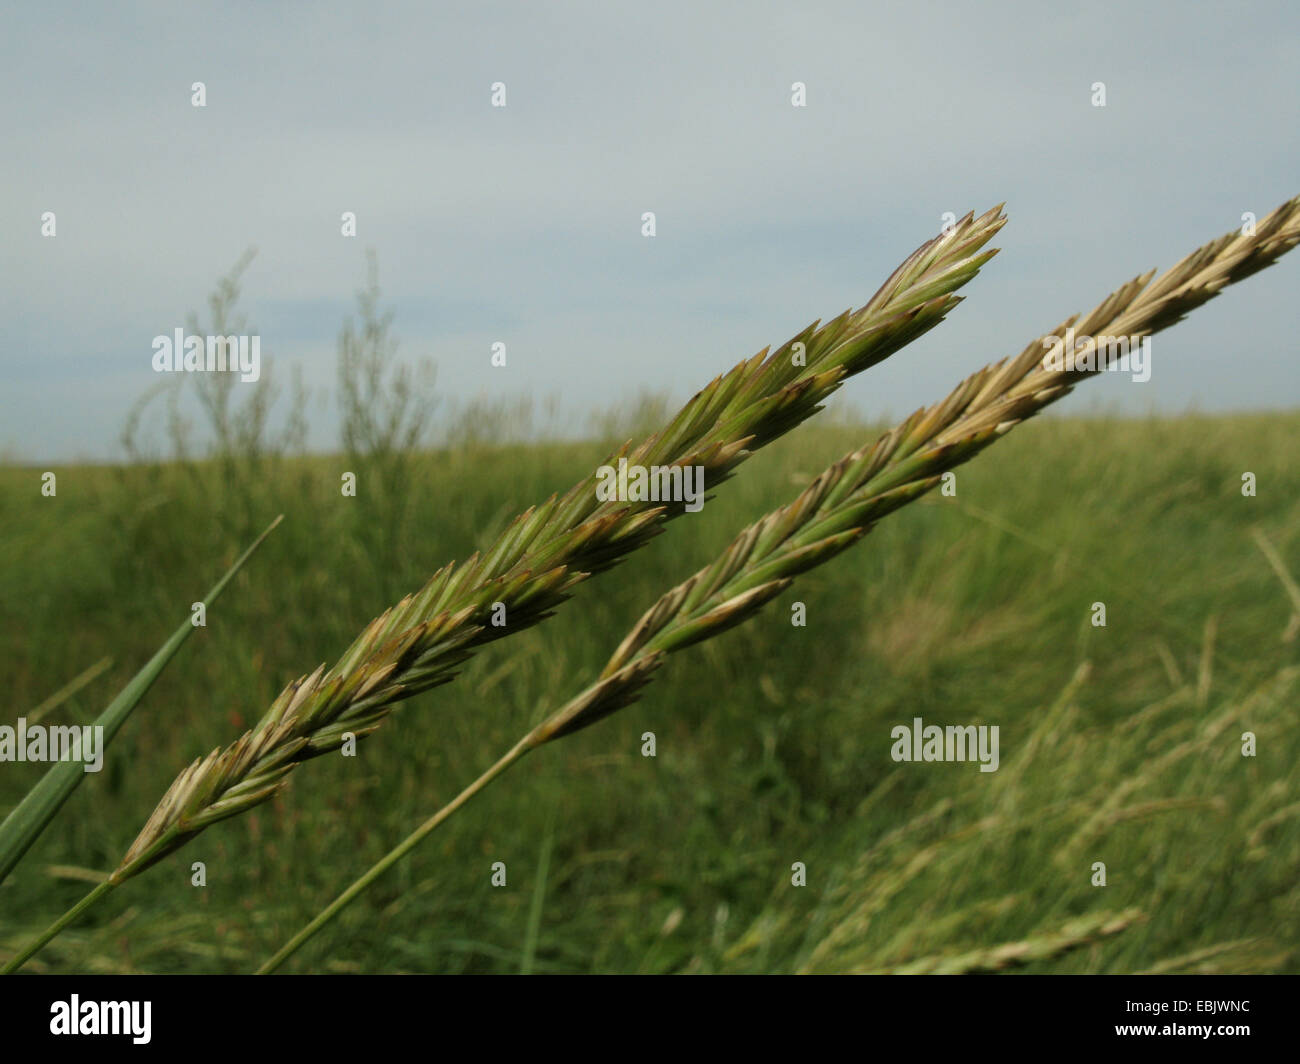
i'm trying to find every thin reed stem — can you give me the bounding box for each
[2,881,115,975]
[257,733,535,974]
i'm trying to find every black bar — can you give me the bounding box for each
[0,974,1292,1052]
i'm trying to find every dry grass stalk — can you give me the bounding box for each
[870,908,1145,974]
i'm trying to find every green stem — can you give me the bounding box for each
[258,733,536,974]
[2,880,117,974]
[520,800,557,974]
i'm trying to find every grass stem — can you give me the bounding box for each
[2,880,116,974]
[257,733,536,973]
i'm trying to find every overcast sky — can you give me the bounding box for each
[2,1,1297,464]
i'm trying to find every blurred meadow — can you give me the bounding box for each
[1,390,1297,972]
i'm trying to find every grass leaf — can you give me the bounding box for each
[0,515,281,889]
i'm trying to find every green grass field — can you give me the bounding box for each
[2,410,1297,973]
